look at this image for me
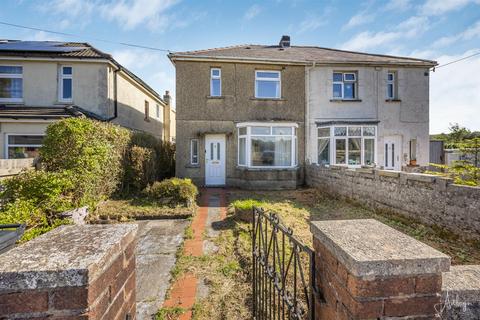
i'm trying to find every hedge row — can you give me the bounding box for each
[0,118,176,241]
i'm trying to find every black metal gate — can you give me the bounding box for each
[252,207,320,320]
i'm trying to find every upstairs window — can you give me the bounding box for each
[255,71,281,99]
[387,72,396,99]
[0,66,23,103]
[156,104,161,118]
[210,68,221,96]
[59,66,72,102]
[333,72,357,100]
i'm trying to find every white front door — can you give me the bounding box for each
[384,136,402,171]
[205,134,226,186]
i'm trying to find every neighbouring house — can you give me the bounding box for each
[169,35,436,188]
[0,40,174,159]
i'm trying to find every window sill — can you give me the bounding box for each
[236,166,299,171]
[330,99,362,102]
[185,164,200,168]
[0,100,23,105]
[250,97,286,101]
[55,101,74,105]
[206,95,225,99]
[385,99,401,102]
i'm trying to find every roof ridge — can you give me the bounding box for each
[171,44,257,55]
[290,45,436,63]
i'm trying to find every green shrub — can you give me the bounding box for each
[144,178,198,207]
[123,132,175,192]
[231,199,265,211]
[1,170,76,213]
[40,118,130,203]
[125,146,157,191]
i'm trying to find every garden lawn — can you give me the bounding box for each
[160,187,480,320]
[92,197,194,222]
[227,188,480,265]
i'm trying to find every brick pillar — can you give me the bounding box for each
[0,224,137,319]
[311,219,450,319]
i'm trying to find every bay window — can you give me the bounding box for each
[0,66,23,103]
[317,125,376,166]
[238,123,297,168]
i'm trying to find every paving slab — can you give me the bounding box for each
[136,219,188,320]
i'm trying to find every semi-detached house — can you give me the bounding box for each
[0,40,175,160]
[171,36,437,189]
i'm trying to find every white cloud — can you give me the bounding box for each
[341,16,430,51]
[40,0,189,32]
[433,20,480,47]
[244,4,262,20]
[342,11,375,30]
[101,0,180,30]
[384,0,412,11]
[430,49,480,132]
[112,49,175,103]
[419,0,480,16]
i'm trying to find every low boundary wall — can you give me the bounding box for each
[306,164,480,238]
[0,224,137,319]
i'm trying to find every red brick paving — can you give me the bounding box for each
[162,188,227,319]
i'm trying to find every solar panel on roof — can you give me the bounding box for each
[0,41,87,53]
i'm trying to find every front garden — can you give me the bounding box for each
[0,118,196,242]
[163,187,480,320]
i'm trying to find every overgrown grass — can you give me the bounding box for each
[155,306,187,320]
[90,196,194,223]
[163,187,480,320]
[228,188,480,265]
[168,214,252,320]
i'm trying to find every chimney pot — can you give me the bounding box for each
[279,35,290,48]
[163,90,171,106]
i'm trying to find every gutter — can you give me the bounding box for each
[106,67,119,121]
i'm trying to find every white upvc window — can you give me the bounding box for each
[190,139,199,165]
[332,72,357,100]
[156,104,161,118]
[317,125,376,167]
[59,66,73,102]
[210,68,221,96]
[255,70,281,99]
[0,66,23,103]
[237,122,297,168]
[387,71,396,99]
[5,134,44,159]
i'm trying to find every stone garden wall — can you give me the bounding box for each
[306,164,480,238]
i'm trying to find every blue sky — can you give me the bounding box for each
[1,0,480,133]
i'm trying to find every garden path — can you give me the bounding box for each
[162,188,227,320]
[136,219,189,319]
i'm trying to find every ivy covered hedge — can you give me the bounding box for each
[0,118,176,241]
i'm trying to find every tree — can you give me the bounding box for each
[448,123,471,143]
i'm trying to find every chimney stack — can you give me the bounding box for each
[279,35,290,48]
[163,90,171,106]
[163,90,171,141]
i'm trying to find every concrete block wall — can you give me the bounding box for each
[0,224,137,319]
[306,164,480,238]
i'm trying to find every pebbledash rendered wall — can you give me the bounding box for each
[305,164,480,238]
